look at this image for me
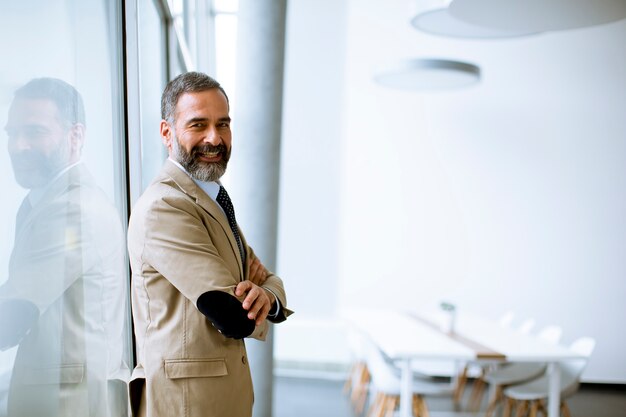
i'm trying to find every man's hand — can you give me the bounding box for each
[235,281,273,326]
[247,257,268,286]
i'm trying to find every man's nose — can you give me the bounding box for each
[203,126,221,145]
[8,134,32,152]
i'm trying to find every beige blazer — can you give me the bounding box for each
[127,160,291,417]
[0,164,130,417]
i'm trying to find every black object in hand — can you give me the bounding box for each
[196,291,255,339]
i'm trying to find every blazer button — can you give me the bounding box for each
[242,356,247,365]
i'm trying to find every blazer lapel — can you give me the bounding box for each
[162,160,245,280]
[14,164,86,245]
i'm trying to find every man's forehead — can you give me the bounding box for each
[175,90,229,117]
[8,97,61,123]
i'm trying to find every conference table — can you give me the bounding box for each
[343,308,584,417]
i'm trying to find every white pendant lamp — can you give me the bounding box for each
[449,0,626,32]
[374,58,480,91]
[411,7,539,38]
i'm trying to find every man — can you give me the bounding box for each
[127,72,292,417]
[0,78,130,416]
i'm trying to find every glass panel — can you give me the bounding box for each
[0,1,132,416]
[139,0,168,191]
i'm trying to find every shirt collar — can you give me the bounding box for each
[168,157,220,201]
[27,161,82,207]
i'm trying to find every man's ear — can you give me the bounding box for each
[160,120,173,152]
[69,123,86,153]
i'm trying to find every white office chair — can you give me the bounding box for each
[455,311,521,410]
[501,337,596,417]
[364,339,453,417]
[466,317,540,411]
[481,325,563,417]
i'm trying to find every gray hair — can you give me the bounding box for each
[14,78,86,127]
[161,72,229,123]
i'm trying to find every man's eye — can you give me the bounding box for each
[24,127,48,139]
[218,123,230,128]
[6,127,48,141]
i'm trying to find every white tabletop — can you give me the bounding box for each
[342,309,475,361]
[420,309,584,362]
[342,308,584,363]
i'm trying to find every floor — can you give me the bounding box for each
[274,376,626,417]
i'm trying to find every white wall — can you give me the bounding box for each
[277,0,626,383]
[277,0,348,318]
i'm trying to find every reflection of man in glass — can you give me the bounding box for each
[0,78,129,417]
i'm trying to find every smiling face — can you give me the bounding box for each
[5,97,82,189]
[161,89,232,182]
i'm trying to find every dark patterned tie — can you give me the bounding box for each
[216,185,246,267]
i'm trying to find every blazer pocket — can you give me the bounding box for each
[21,363,85,385]
[164,358,228,379]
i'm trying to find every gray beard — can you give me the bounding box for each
[171,135,229,182]
[11,139,72,189]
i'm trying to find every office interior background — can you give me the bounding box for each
[0,0,624,414]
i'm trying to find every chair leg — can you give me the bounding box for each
[349,364,360,400]
[373,394,388,417]
[413,395,423,417]
[344,362,360,395]
[419,397,431,417]
[349,365,361,404]
[485,385,503,417]
[515,400,529,417]
[383,395,399,417]
[502,397,514,417]
[453,365,469,405]
[561,401,571,417]
[412,394,419,417]
[469,377,487,411]
[529,400,540,417]
[354,366,371,414]
[536,399,547,417]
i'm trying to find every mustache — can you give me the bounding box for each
[10,150,48,167]
[192,143,228,156]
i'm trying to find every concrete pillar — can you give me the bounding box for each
[230,1,288,417]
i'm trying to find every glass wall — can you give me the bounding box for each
[0,1,132,415]
[138,0,168,191]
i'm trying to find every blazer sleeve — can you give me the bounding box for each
[139,194,258,339]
